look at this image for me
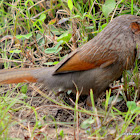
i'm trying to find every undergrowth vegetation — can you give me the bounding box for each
[0,0,140,139]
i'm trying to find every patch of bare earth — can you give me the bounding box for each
[1,80,134,139]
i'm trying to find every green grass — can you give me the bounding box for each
[0,0,140,139]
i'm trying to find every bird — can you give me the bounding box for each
[0,15,140,102]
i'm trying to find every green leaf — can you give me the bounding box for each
[36,33,45,46]
[72,15,81,19]
[102,0,116,17]
[54,40,63,49]
[16,35,24,39]
[86,26,94,29]
[16,33,32,39]
[39,14,46,21]
[45,48,57,54]
[108,96,123,104]
[20,85,28,94]
[45,40,63,54]
[59,130,64,138]
[127,101,140,113]
[55,47,63,54]
[68,0,73,11]
[57,32,72,44]
[33,20,38,27]
[24,33,32,39]
[127,101,137,110]
[101,23,108,29]
[81,117,95,129]
[44,61,59,65]
[9,49,21,54]
[60,54,68,61]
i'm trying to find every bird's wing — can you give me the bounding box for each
[54,44,118,74]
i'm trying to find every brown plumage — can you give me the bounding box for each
[0,15,140,101]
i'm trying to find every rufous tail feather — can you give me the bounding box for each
[0,68,39,84]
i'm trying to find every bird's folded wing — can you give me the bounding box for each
[54,46,118,74]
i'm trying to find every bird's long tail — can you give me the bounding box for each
[0,68,41,84]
